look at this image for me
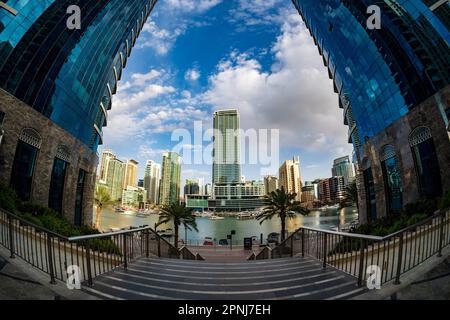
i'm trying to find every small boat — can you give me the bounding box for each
[209,215,224,220]
[237,212,254,220]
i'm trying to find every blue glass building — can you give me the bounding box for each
[292,0,450,222]
[0,0,157,151]
[0,0,157,224]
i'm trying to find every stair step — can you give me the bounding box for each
[83,256,366,300]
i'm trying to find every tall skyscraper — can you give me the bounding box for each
[293,0,450,222]
[332,156,355,187]
[99,149,115,181]
[0,0,157,225]
[279,156,303,201]
[105,157,125,202]
[264,176,279,195]
[123,160,139,189]
[159,152,181,205]
[212,109,241,184]
[144,160,160,204]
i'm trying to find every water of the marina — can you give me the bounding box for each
[97,206,358,245]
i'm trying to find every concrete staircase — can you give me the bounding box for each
[83,256,367,300]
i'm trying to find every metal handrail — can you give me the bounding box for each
[269,209,450,286]
[275,210,444,250]
[0,207,198,286]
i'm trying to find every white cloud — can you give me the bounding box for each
[203,13,353,157]
[228,0,286,29]
[165,0,222,13]
[138,20,186,55]
[185,68,201,81]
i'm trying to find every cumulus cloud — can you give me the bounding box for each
[104,66,209,145]
[228,0,285,29]
[185,68,201,81]
[203,13,352,156]
[165,0,222,13]
[138,20,186,55]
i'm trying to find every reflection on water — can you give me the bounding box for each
[97,206,358,244]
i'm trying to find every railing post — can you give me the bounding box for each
[157,236,161,258]
[357,238,365,287]
[8,216,15,259]
[145,230,150,258]
[301,229,305,257]
[394,233,404,285]
[46,234,56,284]
[323,233,327,269]
[123,234,128,270]
[437,211,445,257]
[290,235,294,257]
[85,240,93,287]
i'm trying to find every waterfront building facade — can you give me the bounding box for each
[159,152,181,206]
[184,179,200,197]
[210,109,266,210]
[332,156,355,187]
[104,156,125,202]
[144,160,160,205]
[212,109,241,185]
[122,186,146,209]
[279,156,303,201]
[301,184,316,209]
[123,159,138,189]
[264,175,279,195]
[0,0,157,225]
[293,0,450,223]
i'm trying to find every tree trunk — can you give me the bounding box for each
[95,205,102,229]
[174,224,179,249]
[281,215,286,242]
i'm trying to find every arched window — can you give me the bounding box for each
[48,146,71,214]
[409,126,442,198]
[380,145,403,214]
[10,128,42,200]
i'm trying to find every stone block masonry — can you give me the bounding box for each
[0,88,97,226]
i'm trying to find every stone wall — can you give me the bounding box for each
[358,85,450,224]
[0,89,98,226]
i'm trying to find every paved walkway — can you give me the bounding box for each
[0,254,58,300]
[83,256,367,300]
[391,255,450,300]
[187,245,261,262]
[0,246,97,300]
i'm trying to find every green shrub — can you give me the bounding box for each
[439,190,450,210]
[402,198,437,217]
[0,182,21,213]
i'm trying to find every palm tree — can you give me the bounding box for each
[257,187,309,242]
[94,186,111,229]
[157,203,198,249]
[345,181,358,209]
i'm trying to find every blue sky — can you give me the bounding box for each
[100,0,353,187]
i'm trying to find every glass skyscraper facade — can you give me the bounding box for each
[293,0,450,222]
[292,0,449,153]
[212,109,241,184]
[0,0,157,151]
[159,152,181,206]
[0,0,157,225]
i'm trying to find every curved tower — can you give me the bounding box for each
[292,0,450,222]
[0,0,157,224]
